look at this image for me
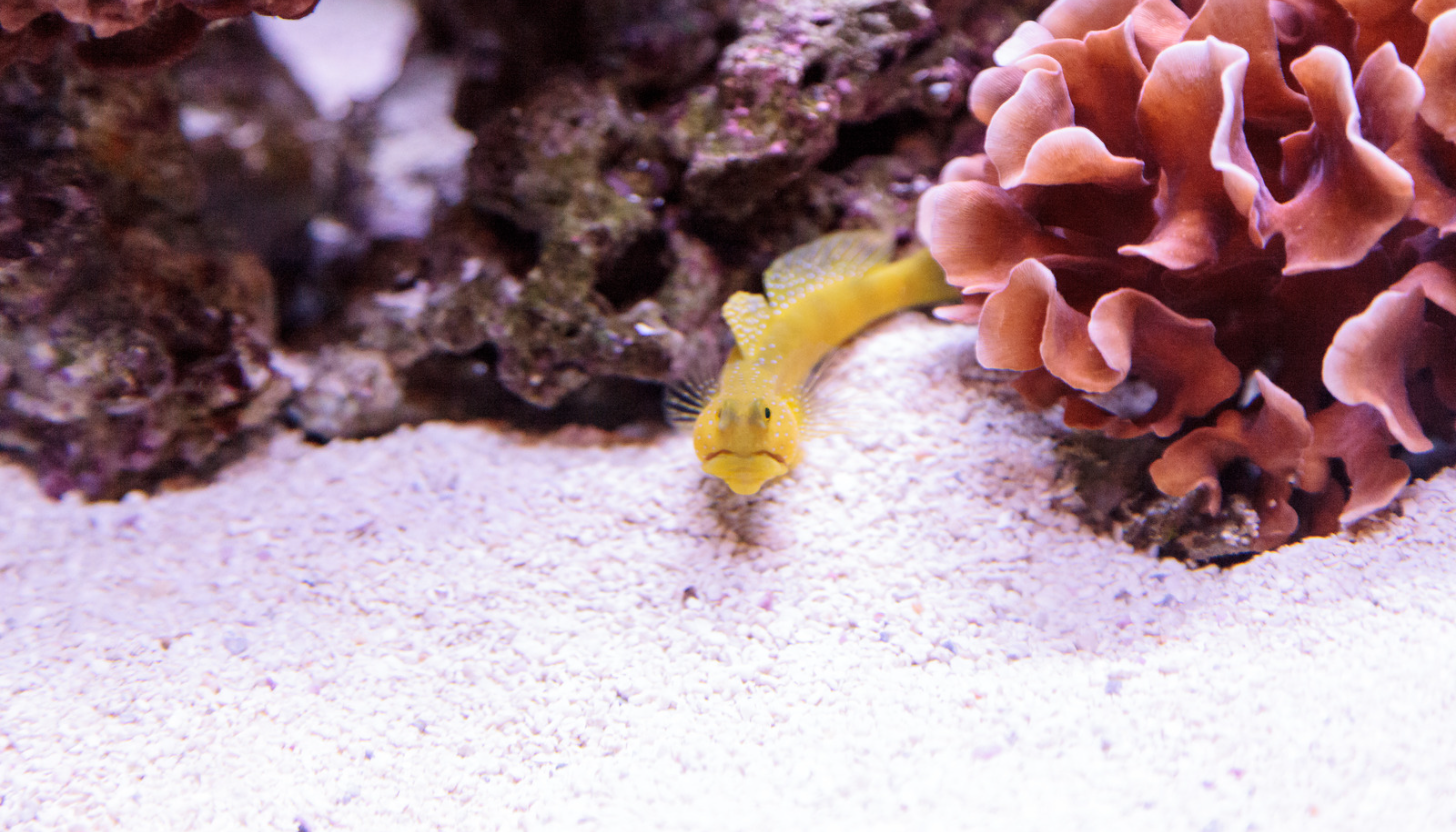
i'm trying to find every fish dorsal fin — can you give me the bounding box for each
[761,231,895,310]
[722,290,772,357]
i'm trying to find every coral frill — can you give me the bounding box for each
[922,0,1456,550]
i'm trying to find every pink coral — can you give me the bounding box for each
[0,0,318,69]
[0,1,317,38]
[923,0,1456,550]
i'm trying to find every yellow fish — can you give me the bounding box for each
[667,230,961,495]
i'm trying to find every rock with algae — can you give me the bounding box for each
[337,0,976,413]
[459,75,729,406]
[0,58,282,497]
[171,18,353,338]
[0,0,320,72]
[0,0,1016,482]
[672,0,954,220]
[0,0,318,37]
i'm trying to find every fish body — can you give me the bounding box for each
[669,231,960,495]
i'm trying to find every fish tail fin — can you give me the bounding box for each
[866,247,964,310]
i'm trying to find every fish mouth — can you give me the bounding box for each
[702,451,789,495]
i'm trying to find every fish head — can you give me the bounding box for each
[693,394,802,495]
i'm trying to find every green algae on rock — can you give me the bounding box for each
[396,0,976,410]
[0,59,283,498]
[0,1,320,71]
[1,0,1010,488]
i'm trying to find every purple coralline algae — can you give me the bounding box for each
[0,0,1012,492]
[0,59,282,497]
[351,0,974,411]
[0,0,318,70]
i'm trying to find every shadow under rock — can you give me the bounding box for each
[388,354,673,442]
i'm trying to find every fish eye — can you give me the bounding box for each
[763,407,771,420]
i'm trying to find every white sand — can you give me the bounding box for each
[2,315,1454,830]
[253,0,417,121]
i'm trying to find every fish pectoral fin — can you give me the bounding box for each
[703,452,789,495]
[663,375,716,426]
[722,291,772,357]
